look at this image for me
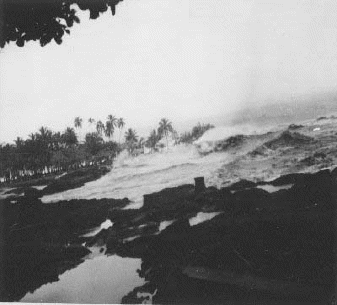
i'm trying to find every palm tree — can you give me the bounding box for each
[107,115,118,126]
[62,127,78,147]
[74,117,83,142]
[38,126,52,145]
[96,120,105,137]
[172,129,179,145]
[117,118,125,144]
[88,118,96,131]
[74,117,83,129]
[158,118,173,150]
[14,137,24,148]
[29,132,37,141]
[51,131,62,150]
[37,126,53,173]
[105,115,117,141]
[124,128,138,153]
[147,129,159,153]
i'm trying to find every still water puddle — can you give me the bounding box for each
[158,220,175,231]
[82,219,113,237]
[21,254,144,304]
[31,185,48,190]
[189,212,221,226]
[256,184,293,193]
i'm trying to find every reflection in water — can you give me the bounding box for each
[158,220,175,231]
[189,212,221,226]
[21,255,144,304]
[82,219,114,237]
[31,185,48,190]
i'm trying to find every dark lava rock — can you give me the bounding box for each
[231,188,270,215]
[270,172,312,186]
[159,218,191,240]
[23,187,42,200]
[86,228,110,247]
[331,166,337,180]
[292,169,332,188]
[143,184,194,210]
[288,170,334,210]
[4,187,26,195]
[228,179,256,190]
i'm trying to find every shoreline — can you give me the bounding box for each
[0,164,112,199]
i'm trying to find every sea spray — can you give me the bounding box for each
[40,123,284,204]
[41,143,233,204]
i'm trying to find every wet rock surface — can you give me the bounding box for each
[1,167,336,304]
[119,169,336,304]
[0,194,129,301]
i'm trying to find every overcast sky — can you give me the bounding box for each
[1,0,337,143]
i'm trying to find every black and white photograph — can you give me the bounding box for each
[0,0,336,304]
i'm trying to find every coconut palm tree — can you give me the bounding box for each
[96,120,105,137]
[147,129,159,153]
[29,132,37,141]
[62,127,78,147]
[105,115,117,141]
[14,137,24,148]
[117,117,125,144]
[158,118,173,150]
[74,117,83,129]
[107,115,118,126]
[124,128,138,153]
[74,117,83,142]
[88,118,95,131]
[38,126,52,146]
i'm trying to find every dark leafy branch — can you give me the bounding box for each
[1,0,123,48]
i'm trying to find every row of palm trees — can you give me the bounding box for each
[74,116,176,154]
[122,118,211,154]
[0,123,120,183]
[74,116,125,143]
[123,118,176,154]
[73,116,177,151]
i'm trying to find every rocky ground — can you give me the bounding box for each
[1,166,335,303]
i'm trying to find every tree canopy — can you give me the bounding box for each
[1,0,123,48]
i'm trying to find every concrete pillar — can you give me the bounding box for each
[194,177,205,194]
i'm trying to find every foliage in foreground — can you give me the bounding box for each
[1,0,124,48]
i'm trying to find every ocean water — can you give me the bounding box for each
[42,142,245,205]
[21,255,144,304]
